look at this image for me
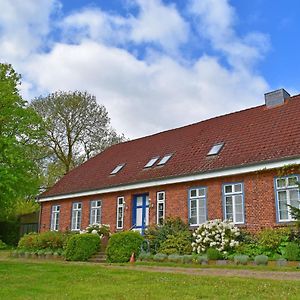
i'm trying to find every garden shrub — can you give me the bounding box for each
[18,231,71,251]
[168,254,183,263]
[153,253,167,262]
[82,224,110,237]
[284,242,300,261]
[183,255,193,264]
[0,240,8,250]
[257,228,290,256]
[277,258,287,267]
[206,248,223,260]
[234,255,249,265]
[65,233,100,261]
[158,232,192,255]
[138,252,153,261]
[192,219,240,255]
[145,218,191,253]
[197,255,208,264]
[0,220,20,246]
[106,231,144,263]
[254,255,268,265]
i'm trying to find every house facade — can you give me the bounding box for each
[38,89,300,233]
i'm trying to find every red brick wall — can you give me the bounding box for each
[40,169,282,233]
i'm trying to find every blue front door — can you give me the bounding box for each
[132,194,149,234]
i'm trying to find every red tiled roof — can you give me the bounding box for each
[41,95,300,198]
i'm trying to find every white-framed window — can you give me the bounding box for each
[275,175,300,222]
[116,197,125,229]
[90,200,102,225]
[71,202,82,231]
[189,187,207,226]
[50,205,60,231]
[223,183,244,224]
[156,191,165,225]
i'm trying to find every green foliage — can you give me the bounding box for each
[206,248,223,260]
[183,255,193,264]
[145,217,191,253]
[258,228,290,252]
[197,255,208,264]
[284,242,300,261]
[158,231,192,255]
[106,231,144,263]
[167,254,183,263]
[0,220,20,245]
[153,253,167,262]
[0,63,43,220]
[138,252,153,261]
[234,255,249,265]
[65,233,100,261]
[85,223,110,236]
[18,231,71,251]
[254,255,268,265]
[0,240,7,250]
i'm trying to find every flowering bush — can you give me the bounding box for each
[191,219,240,254]
[80,224,110,237]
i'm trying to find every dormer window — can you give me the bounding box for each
[157,154,172,166]
[110,163,125,175]
[207,142,224,156]
[144,157,159,168]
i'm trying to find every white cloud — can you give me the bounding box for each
[189,0,270,69]
[0,0,270,138]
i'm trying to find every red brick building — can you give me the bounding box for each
[38,89,300,233]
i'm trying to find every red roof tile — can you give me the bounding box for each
[41,95,300,198]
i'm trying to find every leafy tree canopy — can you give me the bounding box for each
[31,91,125,186]
[0,63,43,220]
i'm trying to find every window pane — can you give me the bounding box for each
[158,192,164,201]
[118,198,124,205]
[235,195,243,205]
[136,197,143,206]
[234,184,242,193]
[198,188,205,197]
[190,199,197,224]
[288,176,298,187]
[279,209,289,220]
[277,178,286,188]
[225,185,232,194]
[235,213,244,223]
[190,189,197,197]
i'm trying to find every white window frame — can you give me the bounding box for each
[116,197,125,229]
[156,191,165,225]
[50,205,60,231]
[71,202,82,231]
[275,175,300,222]
[189,187,207,226]
[90,200,102,225]
[223,183,244,224]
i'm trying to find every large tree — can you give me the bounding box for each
[31,91,125,181]
[0,63,42,219]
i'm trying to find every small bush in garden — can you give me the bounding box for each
[234,255,249,265]
[82,224,110,237]
[206,248,223,260]
[183,255,193,264]
[138,252,153,261]
[197,255,208,264]
[168,254,183,263]
[254,255,268,266]
[277,258,287,267]
[158,232,192,255]
[65,233,100,261]
[153,253,167,262]
[106,231,144,263]
[284,242,300,261]
[37,250,45,258]
[0,240,8,250]
[145,218,191,253]
[192,219,240,255]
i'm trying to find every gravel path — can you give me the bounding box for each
[105,264,300,281]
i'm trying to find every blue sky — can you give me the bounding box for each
[1,0,299,138]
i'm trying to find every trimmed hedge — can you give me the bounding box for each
[106,231,144,263]
[18,231,71,251]
[65,233,100,261]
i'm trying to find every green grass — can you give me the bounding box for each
[0,260,300,299]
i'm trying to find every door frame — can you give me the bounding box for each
[132,193,149,234]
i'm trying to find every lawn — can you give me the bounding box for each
[0,260,300,299]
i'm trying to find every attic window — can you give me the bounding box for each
[157,154,172,166]
[110,163,125,175]
[207,143,224,156]
[144,157,159,168]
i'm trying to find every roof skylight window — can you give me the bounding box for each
[207,143,224,156]
[144,157,159,168]
[110,163,125,175]
[157,154,173,166]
